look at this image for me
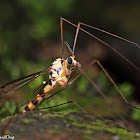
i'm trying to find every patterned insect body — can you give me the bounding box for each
[22,56,81,112]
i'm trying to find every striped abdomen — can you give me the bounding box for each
[22,84,54,113]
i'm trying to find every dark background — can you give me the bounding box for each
[0,0,140,130]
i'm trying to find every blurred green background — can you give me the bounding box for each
[0,0,140,131]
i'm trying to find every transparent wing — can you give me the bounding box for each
[0,68,49,97]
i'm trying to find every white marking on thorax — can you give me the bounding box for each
[49,58,69,86]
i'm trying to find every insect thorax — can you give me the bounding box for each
[48,57,81,86]
[49,58,69,86]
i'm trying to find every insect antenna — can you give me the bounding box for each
[64,41,73,55]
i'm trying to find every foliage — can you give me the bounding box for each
[118,82,134,98]
[19,0,74,40]
[0,101,17,119]
[77,75,89,93]
[131,107,140,124]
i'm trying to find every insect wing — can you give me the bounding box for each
[0,68,49,97]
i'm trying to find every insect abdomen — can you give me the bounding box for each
[22,84,54,113]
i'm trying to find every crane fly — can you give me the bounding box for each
[0,17,140,133]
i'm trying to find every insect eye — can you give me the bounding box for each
[67,57,72,64]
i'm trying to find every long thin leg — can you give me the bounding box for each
[72,22,81,56]
[70,59,140,111]
[78,67,129,127]
[35,100,87,113]
[67,59,140,127]
[60,18,140,71]
[79,22,140,49]
[64,21,80,56]
[60,17,64,59]
[69,68,127,122]
[93,60,140,110]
